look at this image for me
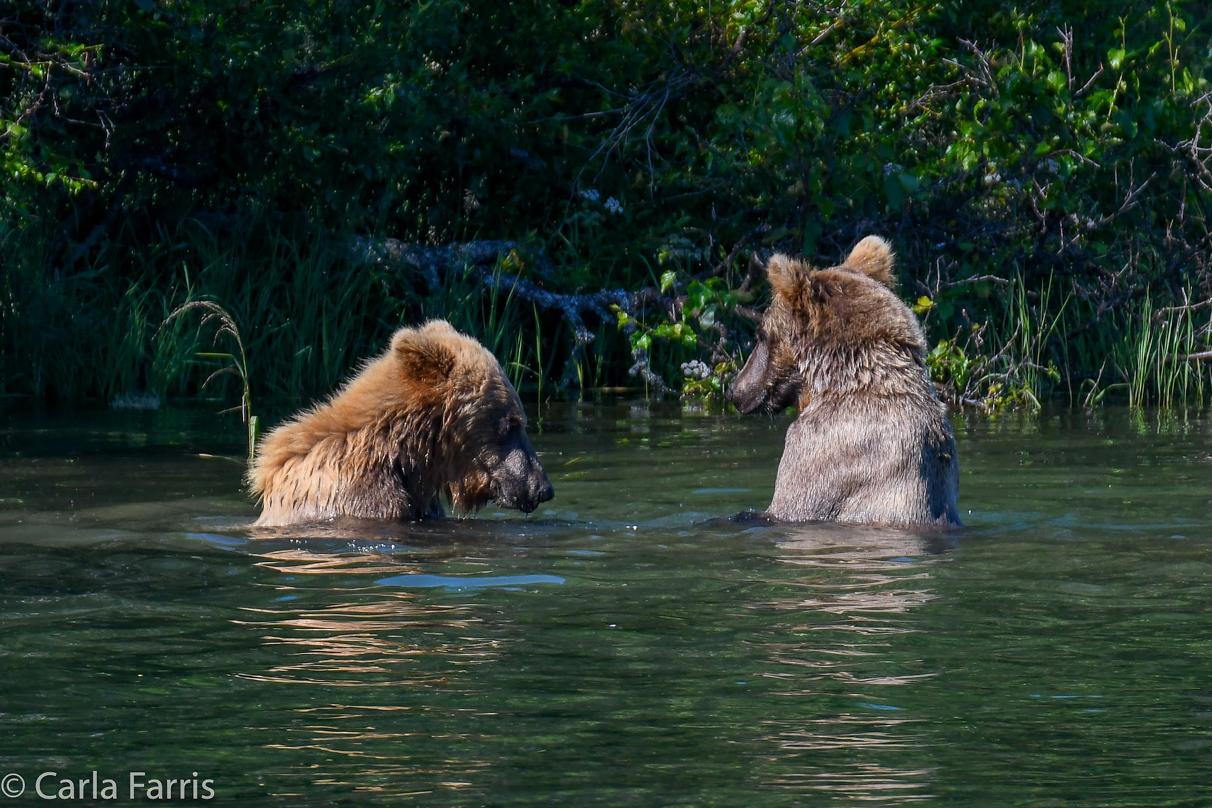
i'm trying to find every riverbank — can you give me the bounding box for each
[3,0,1210,408]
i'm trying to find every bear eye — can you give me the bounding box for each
[498,416,521,438]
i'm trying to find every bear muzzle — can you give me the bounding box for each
[727,339,772,414]
[512,474,555,514]
[494,470,554,514]
[492,439,555,514]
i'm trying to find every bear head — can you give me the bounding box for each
[726,236,928,415]
[389,321,554,514]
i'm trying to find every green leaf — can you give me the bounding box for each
[685,280,712,313]
[883,174,903,208]
[660,270,677,294]
[1108,48,1125,70]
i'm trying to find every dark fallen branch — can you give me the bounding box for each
[356,239,539,288]
[357,238,675,392]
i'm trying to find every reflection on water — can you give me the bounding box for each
[238,543,500,691]
[750,525,948,802]
[0,405,1210,805]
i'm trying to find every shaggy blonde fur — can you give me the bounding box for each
[250,321,535,526]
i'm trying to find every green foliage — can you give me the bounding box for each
[926,338,975,396]
[614,275,741,400]
[3,0,1212,408]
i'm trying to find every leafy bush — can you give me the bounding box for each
[3,0,1211,407]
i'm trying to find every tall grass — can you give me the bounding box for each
[1,215,568,413]
[6,213,1211,413]
[1114,292,1209,410]
[1007,276,1069,409]
[165,299,259,468]
[0,224,175,403]
[923,271,1212,412]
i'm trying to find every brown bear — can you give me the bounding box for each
[726,236,960,528]
[249,320,553,526]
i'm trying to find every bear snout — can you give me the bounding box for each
[534,473,554,505]
[519,462,555,513]
[497,471,553,514]
[728,337,773,414]
[493,441,554,514]
[726,367,768,414]
[518,474,555,514]
[723,379,746,411]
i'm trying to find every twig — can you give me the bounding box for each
[1074,64,1105,98]
[707,225,769,279]
[737,252,768,296]
[1155,297,1212,318]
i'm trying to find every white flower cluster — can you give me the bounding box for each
[657,235,705,262]
[579,189,623,213]
[681,360,711,380]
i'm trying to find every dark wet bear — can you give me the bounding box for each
[727,237,960,528]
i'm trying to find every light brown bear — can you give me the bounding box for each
[250,320,553,526]
[726,236,960,528]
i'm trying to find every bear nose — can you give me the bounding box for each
[537,479,554,504]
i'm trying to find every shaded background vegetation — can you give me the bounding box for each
[3,0,1212,410]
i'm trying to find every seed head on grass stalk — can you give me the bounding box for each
[162,300,259,470]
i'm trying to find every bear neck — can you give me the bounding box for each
[379,411,448,517]
[796,340,931,406]
[300,366,453,518]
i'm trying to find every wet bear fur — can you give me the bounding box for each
[250,320,553,526]
[726,236,960,528]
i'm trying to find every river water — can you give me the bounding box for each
[1,403,1210,805]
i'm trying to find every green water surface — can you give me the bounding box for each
[1,404,1211,806]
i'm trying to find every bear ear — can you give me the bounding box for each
[766,254,808,307]
[391,325,457,383]
[419,319,459,339]
[842,236,896,287]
